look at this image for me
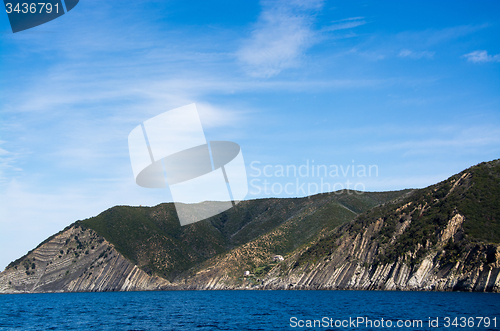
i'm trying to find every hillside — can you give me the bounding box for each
[0,225,168,293]
[77,191,406,281]
[0,190,406,293]
[257,159,500,292]
[0,159,498,293]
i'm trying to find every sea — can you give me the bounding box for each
[0,290,499,330]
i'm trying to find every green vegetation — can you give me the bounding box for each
[7,160,498,288]
[296,159,500,269]
[374,159,500,264]
[457,161,500,242]
[253,262,277,277]
[75,190,407,281]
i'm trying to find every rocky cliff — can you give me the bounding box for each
[167,160,500,292]
[258,214,500,292]
[1,160,498,293]
[0,190,401,293]
[0,225,168,293]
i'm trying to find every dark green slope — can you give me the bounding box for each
[457,160,500,242]
[77,190,410,281]
[78,204,227,278]
[297,159,500,268]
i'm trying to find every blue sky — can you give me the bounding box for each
[0,0,499,270]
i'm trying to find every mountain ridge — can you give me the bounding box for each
[254,159,500,292]
[1,159,499,293]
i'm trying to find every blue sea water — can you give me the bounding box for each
[0,290,499,330]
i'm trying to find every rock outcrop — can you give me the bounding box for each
[168,160,500,292]
[165,213,500,292]
[1,159,498,294]
[258,216,500,292]
[0,225,168,293]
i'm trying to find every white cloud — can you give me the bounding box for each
[346,48,386,61]
[196,102,248,129]
[340,24,486,62]
[395,24,488,47]
[0,143,26,185]
[236,0,323,78]
[362,125,500,156]
[463,50,500,63]
[398,49,435,59]
[322,17,366,32]
[330,16,365,23]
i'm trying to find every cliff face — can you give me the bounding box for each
[75,191,404,281]
[167,199,371,290]
[262,160,500,292]
[172,160,500,292]
[161,214,500,292]
[1,160,498,293]
[0,190,401,294]
[258,214,500,292]
[0,225,168,293]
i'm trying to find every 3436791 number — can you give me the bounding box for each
[5,3,59,14]
[443,317,497,328]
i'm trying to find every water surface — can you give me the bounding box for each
[0,290,499,330]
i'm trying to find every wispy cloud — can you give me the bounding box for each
[463,50,500,63]
[322,17,366,32]
[345,48,386,61]
[236,0,324,78]
[330,17,365,23]
[362,125,500,156]
[398,49,434,59]
[0,141,25,185]
[395,24,488,47]
[341,24,486,62]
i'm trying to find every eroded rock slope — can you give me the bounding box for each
[0,225,168,293]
